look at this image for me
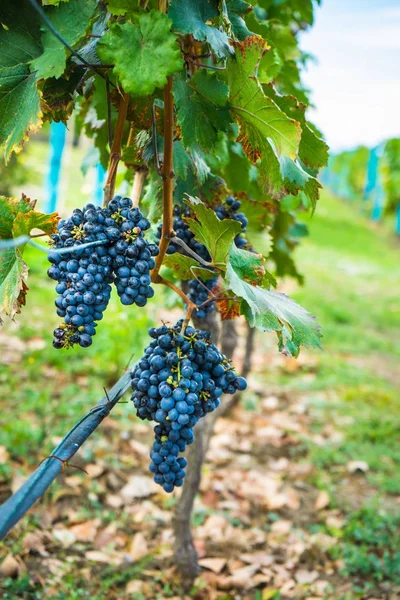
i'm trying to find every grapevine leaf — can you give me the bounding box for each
[185,197,242,264]
[0,69,42,161]
[0,2,43,159]
[98,11,183,97]
[246,224,273,259]
[278,154,321,211]
[225,260,322,356]
[228,243,266,285]
[173,141,192,181]
[39,72,83,123]
[104,0,138,16]
[169,0,234,58]
[221,38,302,196]
[174,71,232,151]
[12,210,59,240]
[189,148,211,184]
[162,254,216,281]
[225,0,253,41]
[30,0,97,79]
[262,83,329,170]
[0,248,28,324]
[0,196,58,322]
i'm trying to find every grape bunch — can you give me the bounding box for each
[157,197,249,318]
[48,197,158,349]
[215,196,249,249]
[131,320,247,492]
[187,277,217,319]
[107,196,159,307]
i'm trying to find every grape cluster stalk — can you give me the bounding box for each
[48,196,159,349]
[131,320,247,492]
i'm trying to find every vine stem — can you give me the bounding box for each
[151,75,175,282]
[157,277,196,314]
[103,93,130,207]
[131,168,148,208]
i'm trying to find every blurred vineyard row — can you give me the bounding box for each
[321,138,400,233]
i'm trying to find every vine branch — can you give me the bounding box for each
[131,167,148,208]
[151,75,175,281]
[103,93,130,206]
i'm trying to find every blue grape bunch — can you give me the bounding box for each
[47,196,159,349]
[157,197,249,318]
[131,320,247,492]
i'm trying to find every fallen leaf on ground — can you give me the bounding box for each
[199,557,227,573]
[52,529,76,548]
[120,475,158,501]
[70,519,100,542]
[85,463,105,478]
[295,569,319,585]
[0,554,21,577]
[347,460,369,473]
[314,490,330,510]
[128,532,149,561]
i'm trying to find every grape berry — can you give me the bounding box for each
[131,320,247,492]
[48,197,158,349]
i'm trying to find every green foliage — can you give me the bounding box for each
[226,255,321,356]
[337,507,400,586]
[162,254,215,281]
[98,11,183,97]
[382,138,400,213]
[185,196,242,264]
[0,196,58,322]
[169,0,233,58]
[31,0,97,79]
[0,1,43,159]
[0,0,329,356]
[174,71,232,151]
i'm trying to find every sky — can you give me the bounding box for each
[300,0,400,152]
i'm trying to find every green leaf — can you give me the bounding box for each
[185,197,242,264]
[105,0,138,16]
[0,247,28,324]
[225,37,301,158]
[221,37,302,198]
[262,83,329,170]
[173,141,192,181]
[98,11,183,97]
[162,254,215,281]
[229,243,266,284]
[30,0,97,79]
[278,153,321,211]
[225,0,253,41]
[0,1,43,158]
[0,68,41,160]
[0,195,58,321]
[225,259,322,356]
[169,0,234,58]
[174,71,232,151]
[246,224,273,259]
[189,147,211,184]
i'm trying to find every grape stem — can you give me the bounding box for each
[151,75,175,282]
[103,92,130,207]
[154,276,196,315]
